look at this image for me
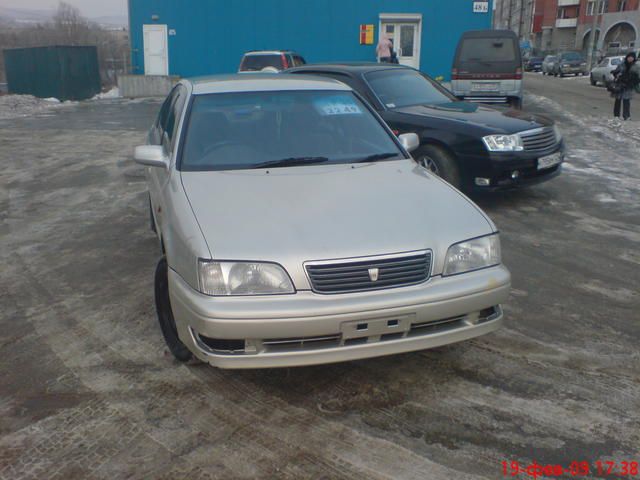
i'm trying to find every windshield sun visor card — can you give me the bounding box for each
[314,95,362,116]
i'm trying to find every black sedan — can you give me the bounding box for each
[287,63,564,192]
[525,57,544,72]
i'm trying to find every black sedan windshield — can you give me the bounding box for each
[365,68,454,109]
[181,90,403,171]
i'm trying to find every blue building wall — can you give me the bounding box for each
[129,0,493,80]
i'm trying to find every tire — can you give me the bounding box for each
[149,195,157,233]
[590,74,596,86]
[415,145,461,189]
[509,97,523,110]
[155,257,193,362]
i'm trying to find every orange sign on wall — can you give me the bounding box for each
[359,24,374,45]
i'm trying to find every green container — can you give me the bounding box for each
[3,46,101,101]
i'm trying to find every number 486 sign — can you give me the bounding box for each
[473,1,489,13]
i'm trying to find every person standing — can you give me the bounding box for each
[611,52,640,121]
[376,35,393,63]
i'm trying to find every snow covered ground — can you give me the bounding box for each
[0,94,76,120]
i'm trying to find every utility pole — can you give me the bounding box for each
[587,0,601,70]
[518,0,525,39]
[508,0,513,31]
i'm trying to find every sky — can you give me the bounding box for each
[1,0,127,18]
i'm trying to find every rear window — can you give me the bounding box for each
[611,57,623,65]
[240,54,282,72]
[458,37,517,63]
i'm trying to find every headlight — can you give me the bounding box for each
[482,134,523,152]
[443,234,501,276]
[553,124,562,142]
[198,260,295,295]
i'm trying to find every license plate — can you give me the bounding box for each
[341,315,413,340]
[472,82,499,92]
[538,152,562,170]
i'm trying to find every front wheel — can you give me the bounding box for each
[415,145,461,189]
[155,257,193,362]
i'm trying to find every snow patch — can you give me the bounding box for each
[0,94,74,120]
[91,87,120,100]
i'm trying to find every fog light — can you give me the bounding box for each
[475,177,491,186]
[511,170,520,180]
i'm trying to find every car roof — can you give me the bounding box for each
[185,74,350,95]
[459,29,518,39]
[243,50,298,55]
[287,62,411,75]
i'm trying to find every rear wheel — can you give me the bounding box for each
[590,74,596,86]
[155,257,193,362]
[415,145,461,189]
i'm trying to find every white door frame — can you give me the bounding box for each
[379,13,422,69]
[143,24,169,75]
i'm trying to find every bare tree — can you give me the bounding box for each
[0,1,129,87]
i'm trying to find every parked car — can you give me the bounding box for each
[134,75,511,368]
[450,30,523,109]
[590,56,624,86]
[541,55,558,75]
[552,52,587,77]
[525,56,544,72]
[287,63,564,191]
[238,50,306,72]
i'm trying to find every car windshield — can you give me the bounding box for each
[180,90,403,171]
[364,68,454,109]
[562,52,583,61]
[240,55,282,71]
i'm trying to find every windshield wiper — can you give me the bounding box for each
[355,152,401,163]
[252,156,329,169]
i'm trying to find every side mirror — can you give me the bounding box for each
[398,133,420,153]
[134,145,169,168]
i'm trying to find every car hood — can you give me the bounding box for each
[181,160,494,289]
[393,102,553,134]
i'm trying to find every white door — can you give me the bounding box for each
[143,24,168,75]
[381,21,421,69]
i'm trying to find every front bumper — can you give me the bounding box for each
[466,144,565,192]
[168,266,511,368]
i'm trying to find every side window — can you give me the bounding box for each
[293,55,306,67]
[151,91,175,145]
[163,85,188,152]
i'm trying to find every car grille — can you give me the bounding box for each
[519,127,557,152]
[305,251,432,294]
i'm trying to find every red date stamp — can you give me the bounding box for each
[502,460,639,478]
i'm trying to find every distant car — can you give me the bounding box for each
[287,63,565,192]
[238,50,306,73]
[134,74,511,368]
[590,56,624,86]
[552,52,587,77]
[525,57,544,72]
[541,55,558,75]
[450,30,523,109]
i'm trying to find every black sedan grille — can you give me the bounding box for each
[520,127,558,152]
[305,251,432,294]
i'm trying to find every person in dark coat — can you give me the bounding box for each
[611,52,640,121]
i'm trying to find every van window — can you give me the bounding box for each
[458,37,517,63]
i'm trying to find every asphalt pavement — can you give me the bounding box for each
[0,76,638,479]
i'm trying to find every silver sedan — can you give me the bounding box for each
[135,74,511,369]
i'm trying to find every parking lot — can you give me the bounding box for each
[1,74,639,479]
